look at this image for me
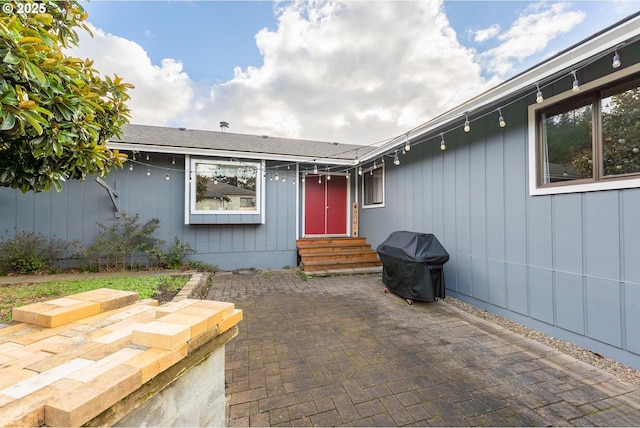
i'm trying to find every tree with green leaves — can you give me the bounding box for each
[0,0,133,192]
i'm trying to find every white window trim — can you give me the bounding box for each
[187,157,265,215]
[528,62,640,196]
[362,163,385,208]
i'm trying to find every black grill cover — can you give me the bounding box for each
[376,231,449,302]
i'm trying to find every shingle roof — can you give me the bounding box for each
[110,124,373,163]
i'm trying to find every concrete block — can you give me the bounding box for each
[25,340,105,373]
[156,312,208,338]
[70,288,138,311]
[0,378,82,428]
[124,343,188,384]
[0,357,92,399]
[44,364,142,427]
[154,299,200,318]
[219,309,243,334]
[0,368,36,390]
[13,299,101,328]
[0,341,23,354]
[94,322,147,344]
[66,347,144,383]
[132,321,191,350]
[177,304,230,330]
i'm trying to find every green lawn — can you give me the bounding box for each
[0,274,189,322]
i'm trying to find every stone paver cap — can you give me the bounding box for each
[0,290,241,427]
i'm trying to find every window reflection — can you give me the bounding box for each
[195,162,257,211]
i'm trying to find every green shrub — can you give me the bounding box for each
[84,212,163,270]
[150,237,195,269]
[0,231,72,274]
[181,260,219,273]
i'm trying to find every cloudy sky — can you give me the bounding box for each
[71,0,638,145]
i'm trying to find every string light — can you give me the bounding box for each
[301,174,306,183]
[172,157,176,165]
[118,38,635,184]
[165,172,170,181]
[318,176,321,184]
[571,70,580,92]
[404,135,411,152]
[275,172,279,181]
[535,83,544,103]
[612,50,621,68]
[497,108,506,128]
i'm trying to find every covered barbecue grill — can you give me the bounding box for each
[376,231,449,304]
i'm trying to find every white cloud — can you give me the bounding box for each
[67,25,195,127]
[474,24,501,43]
[66,0,594,145]
[479,2,586,77]
[182,0,488,144]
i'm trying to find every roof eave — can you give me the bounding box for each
[107,142,357,166]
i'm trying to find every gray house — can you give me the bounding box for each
[1,12,639,370]
[356,13,640,370]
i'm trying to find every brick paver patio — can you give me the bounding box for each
[206,269,640,427]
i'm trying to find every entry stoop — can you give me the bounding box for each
[296,237,382,275]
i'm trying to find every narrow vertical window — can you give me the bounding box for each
[540,101,593,183]
[363,165,384,208]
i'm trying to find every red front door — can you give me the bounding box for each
[304,175,348,235]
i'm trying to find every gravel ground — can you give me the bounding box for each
[443,296,640,385]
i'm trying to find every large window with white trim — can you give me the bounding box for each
[190,158,262,214]
[530,69,640,195]
[362,164,384,208]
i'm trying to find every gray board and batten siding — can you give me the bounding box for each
[0,154,299,271]
[0,125,368,270]
[358,44,640,369]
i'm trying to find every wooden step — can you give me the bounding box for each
[296,236,382,273]
[300,251,381,262]
[297,245,374,255]
[296,237,367,248]
[301,258,382,272]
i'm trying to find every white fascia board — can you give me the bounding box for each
[361,15,640,163]
[107,142,355,166]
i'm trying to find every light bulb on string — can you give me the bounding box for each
[146,169,151,176]
[301,174,306,183]
[535,83,544,103]
[612,50,621,68]
[172,157,176,165]
[393,150,400,166]
[318,176,322,184]
[129,163,134,171]
[440,134,446,151]
[326,166,331,180]
[313,161,318,174]
[275,172,279,181]
[463,114,470,133]
[498,108,506,128]
[146,153,150,161]
[166,173,170,181]
[358,166,363,176]
[404,135,411,152]
[571,70,580,92]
